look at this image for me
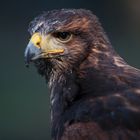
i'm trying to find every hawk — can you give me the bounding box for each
[24,9,140,140]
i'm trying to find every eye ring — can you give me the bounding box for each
[53,32,72,43]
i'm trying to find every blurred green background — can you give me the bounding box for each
[0,0,140,140]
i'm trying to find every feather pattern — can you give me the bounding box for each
[25,9,140,140]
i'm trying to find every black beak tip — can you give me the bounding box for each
[25,61,30,68]
[24,52,31,67]
[24,45,34,67]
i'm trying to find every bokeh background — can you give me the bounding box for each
[0,0,140,140]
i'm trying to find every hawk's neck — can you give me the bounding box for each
[47,42,140,139]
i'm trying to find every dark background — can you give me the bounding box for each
[0,0,140,140]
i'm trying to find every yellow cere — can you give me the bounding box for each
[30,33,41,48]
[47,49,64,54]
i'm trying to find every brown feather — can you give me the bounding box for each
[25,9,140,140]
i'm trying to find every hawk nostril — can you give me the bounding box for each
[36,42,40,45]
[30,33,41,48]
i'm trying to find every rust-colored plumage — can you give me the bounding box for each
[25,9,140,140]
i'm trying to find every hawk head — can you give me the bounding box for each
[25,9,110,77]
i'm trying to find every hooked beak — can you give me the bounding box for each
[24,33,64,66]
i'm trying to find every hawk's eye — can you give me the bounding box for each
[54,32,72,43]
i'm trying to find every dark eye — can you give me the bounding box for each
[54,32,72,42]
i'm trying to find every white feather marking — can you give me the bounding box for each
[135,89,140,94]
[32,21,44,33]
[113,56,126,67]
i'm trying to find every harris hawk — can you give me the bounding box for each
[24,9,140,140]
